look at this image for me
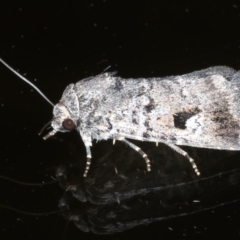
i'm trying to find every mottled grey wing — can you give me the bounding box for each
[98,67,240,150]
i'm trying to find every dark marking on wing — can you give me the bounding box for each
[144,120,150,127]
[147,127,153,132]
[149,82,153,90]
[132,118,138,124]
[170,136,177,141]
[144,120,153,132]
[143,132,150,138]
[211,105,240,139]
[130,129,136,135]
[136,86,147,97]
[114,79,123,91]
[144,98,155,113]
[106,118,113,130]
[173,108,200,129]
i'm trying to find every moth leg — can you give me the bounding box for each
[164,142,200,176]
[122,139,151,171]
[83,146,92,177]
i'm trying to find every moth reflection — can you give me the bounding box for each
[55,131,240,235]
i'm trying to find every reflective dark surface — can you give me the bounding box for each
[1,1,240,239]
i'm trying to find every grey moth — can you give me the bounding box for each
[1,57,240,177]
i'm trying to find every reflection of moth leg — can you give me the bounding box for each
[122,139,151,171]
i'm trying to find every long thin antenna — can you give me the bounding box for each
[0,204,62,216]
[0,57,54,106]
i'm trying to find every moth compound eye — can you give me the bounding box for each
[62,118,76,130]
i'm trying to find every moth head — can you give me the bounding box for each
[41,83,80,139]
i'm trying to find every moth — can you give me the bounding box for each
[1,57,240,177]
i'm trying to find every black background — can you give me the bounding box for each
[0,1,240,239]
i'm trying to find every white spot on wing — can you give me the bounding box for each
[185,114,205,135]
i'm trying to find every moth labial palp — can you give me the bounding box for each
[2,56,240,177]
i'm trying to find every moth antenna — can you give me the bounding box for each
[0,174,57,186]
[39,119,53,135]
[0,57,54,107]
[0,204,62,216]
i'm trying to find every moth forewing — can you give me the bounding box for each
[48,67,240,176]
